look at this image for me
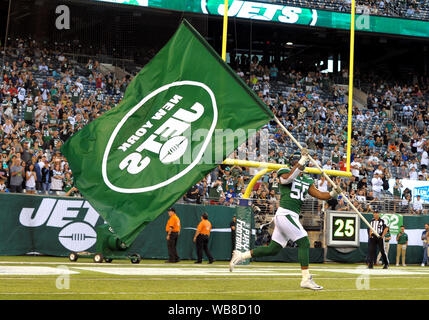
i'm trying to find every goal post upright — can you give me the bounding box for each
[346,0,356,172]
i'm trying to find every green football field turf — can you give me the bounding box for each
[0,256,428,300]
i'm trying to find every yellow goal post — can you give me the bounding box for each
[222,158,352,199]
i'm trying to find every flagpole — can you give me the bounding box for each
[221,0,228,61]
[273,116,379,237]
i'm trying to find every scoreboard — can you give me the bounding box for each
[326,211,360,247]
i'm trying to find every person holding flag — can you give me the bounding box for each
[229,149,342,290]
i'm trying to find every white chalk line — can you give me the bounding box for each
[1,287,429,296]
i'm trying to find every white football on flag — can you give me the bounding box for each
[58,222,97,252]
[159,135,188,164]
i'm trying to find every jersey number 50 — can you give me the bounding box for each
[290,181,309,201]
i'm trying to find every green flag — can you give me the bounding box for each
[61,20,274,246]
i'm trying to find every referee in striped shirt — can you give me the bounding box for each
[368,209,389,269]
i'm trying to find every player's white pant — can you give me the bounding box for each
[272,207,308,247]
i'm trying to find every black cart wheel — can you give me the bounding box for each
[94,253,103,263]
[69,252,78,262]
[104,258,113,263]
[130,254,141,264]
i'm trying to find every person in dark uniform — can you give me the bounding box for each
[368,209,389,269]
[230,215,236,254]
[165,208,181,263]
[193,212,214,264]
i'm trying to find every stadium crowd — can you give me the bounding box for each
[1,37,429,222]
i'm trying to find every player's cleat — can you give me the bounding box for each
[383,264,388,269]
[300,276,323,290]
[229,250,243,272]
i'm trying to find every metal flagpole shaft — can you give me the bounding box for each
[273,116,380,237]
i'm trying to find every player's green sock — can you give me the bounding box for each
[296,236,310,267]
[251,240,282,258]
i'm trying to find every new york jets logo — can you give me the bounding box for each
[19,198,100,252]
[102,81,218,194]
[202,0,317,26]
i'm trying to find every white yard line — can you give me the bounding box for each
[1,276,429,281]
[0,266,79,276]
[1,260,429,271]
[1,287,429,296]
[0,263,428,277]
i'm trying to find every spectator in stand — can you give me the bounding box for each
[412,195,424,215]
[338,155,348,171]
[350,156,361,179]
[393,178,403,212]
[25,163,37,194]
[0,175,8,192]
[184,183,202,204]
[371,172,384,200]
[64,172,78,197]
[9,156,24,193]
[50,162,64,193]
[41,160,52,193]
[409,167,418,180]
[400,193,412,214]
[317,175,329,211]
[421,146,429,170]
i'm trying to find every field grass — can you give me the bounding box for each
[0,256,428,300]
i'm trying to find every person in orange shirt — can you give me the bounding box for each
[165,207,181,263]
[339,155,347,171]
[193,212,214,264]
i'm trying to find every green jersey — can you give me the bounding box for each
[384,231,391,243]
[393,185,401,198]
[64,177,75,195]
[397,232,408,244]
[277,157,286,165]
[224,177,236,193]
[71,89,80,104]
[24,104,34,121]
[21,137,34,148]
[277,168,314,214]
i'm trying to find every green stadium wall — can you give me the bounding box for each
[0,194,426,264]
[327,214,429,264]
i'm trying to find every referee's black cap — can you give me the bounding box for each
[168,207,176,213]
